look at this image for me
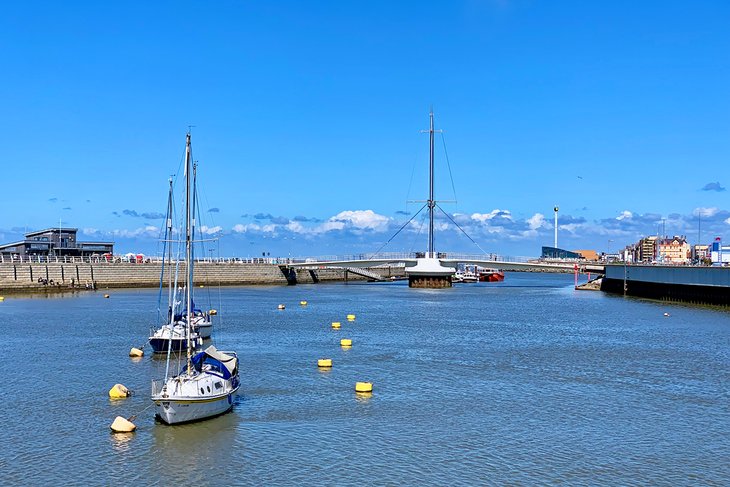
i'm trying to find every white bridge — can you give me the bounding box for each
[288,252,605,276]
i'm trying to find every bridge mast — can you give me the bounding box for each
[423,109,442,257]
[428,110,435,257]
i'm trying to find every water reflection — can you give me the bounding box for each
[150,413,242,483]
[109,431,135,453]
[355,391,373,402]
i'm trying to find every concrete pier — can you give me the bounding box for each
[0,262,404,293]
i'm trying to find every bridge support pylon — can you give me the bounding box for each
[408,275,452,288]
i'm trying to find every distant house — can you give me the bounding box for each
[574,249,599,261]
[0,228,113,259]
[657,236,690,264]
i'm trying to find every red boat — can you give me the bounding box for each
[477,268,505,282]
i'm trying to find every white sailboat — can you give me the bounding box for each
[151,133,240,424]
[148,168,210,354]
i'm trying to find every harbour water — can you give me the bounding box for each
[3,273,729,485]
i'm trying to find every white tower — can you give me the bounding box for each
[553,206,559,249]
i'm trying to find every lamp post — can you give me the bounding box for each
[553,206,559,249]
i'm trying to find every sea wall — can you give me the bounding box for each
[601,264,730,306]
[0,262,404,293]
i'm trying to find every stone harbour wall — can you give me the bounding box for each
[0,262,404,293]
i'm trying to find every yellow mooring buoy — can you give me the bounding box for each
[278,304,286,310]
[209,309,218,315]
[340,338,352,347]
[300,300,308,306]
[355,382,373,393]
[317,358,333,368]
[331,322,341,329]
[108,384,131,399]
[129,347,144,358]
[104,294,110,299]
[0,296,5,302]
[110,416,136,433]
[347,314,356,321]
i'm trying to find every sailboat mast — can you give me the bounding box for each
[166,178,174,318]
[428,110,435,257]
[185,133,193,374]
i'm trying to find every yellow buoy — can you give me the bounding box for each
[129,347,144,358]
[355,382,373,393]
[300,300,308,306]
[317,358,333,368]
[347,314,356,321]
[209,309,218,315]
[0,296,5,302]
[340,338,352,347]
[108,383,131,399]
[278,304,286,310]
[200,285,204,288]
[331,322,341,329]
[104,294,110,299]
[110,416,136,433]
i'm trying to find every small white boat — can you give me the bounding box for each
[152,345,240,424]
[187,309,212,339]
[149,323,201,354]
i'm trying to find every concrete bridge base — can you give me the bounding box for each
[408,275,452,288]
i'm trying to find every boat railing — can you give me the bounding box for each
[151,379,165,397]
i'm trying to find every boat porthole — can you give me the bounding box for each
[207,386,211,393]
[200,388,205,394]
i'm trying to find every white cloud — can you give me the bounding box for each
[695,207,719,218]
[286,221,306,233]
[560,223,582,233]
[200,225,222,235]
[526,213,547,230]
[616,210,633,221]
[471,209,512,223]
[108,226,160,238]
[232,223,260,233]
[725,217,730,225]
[315,210,390,234]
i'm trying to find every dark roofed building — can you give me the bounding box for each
[0,228,113,259]
[541,246,583,260]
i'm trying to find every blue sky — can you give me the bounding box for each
[1,1,728,258]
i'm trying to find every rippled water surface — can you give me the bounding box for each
[3,273,729,485]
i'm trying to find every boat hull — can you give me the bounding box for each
[153,388,238,424]
[478,270,505,282]
[195,322,212,339]
[149,337,191,354]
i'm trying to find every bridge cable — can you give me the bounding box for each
[440,133,458,210]
[409,208,428,254]
[436,204,488,255]
[371,203,427,256]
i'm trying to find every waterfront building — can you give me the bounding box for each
[710,238,730,265]
[657,236,691,264]
[541,246,582,260]
[0,228,113,259]
[693,244,710,263]
[639,236,658,262]
[574,249,599,261]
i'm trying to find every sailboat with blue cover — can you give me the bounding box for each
[151,133,240,424]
